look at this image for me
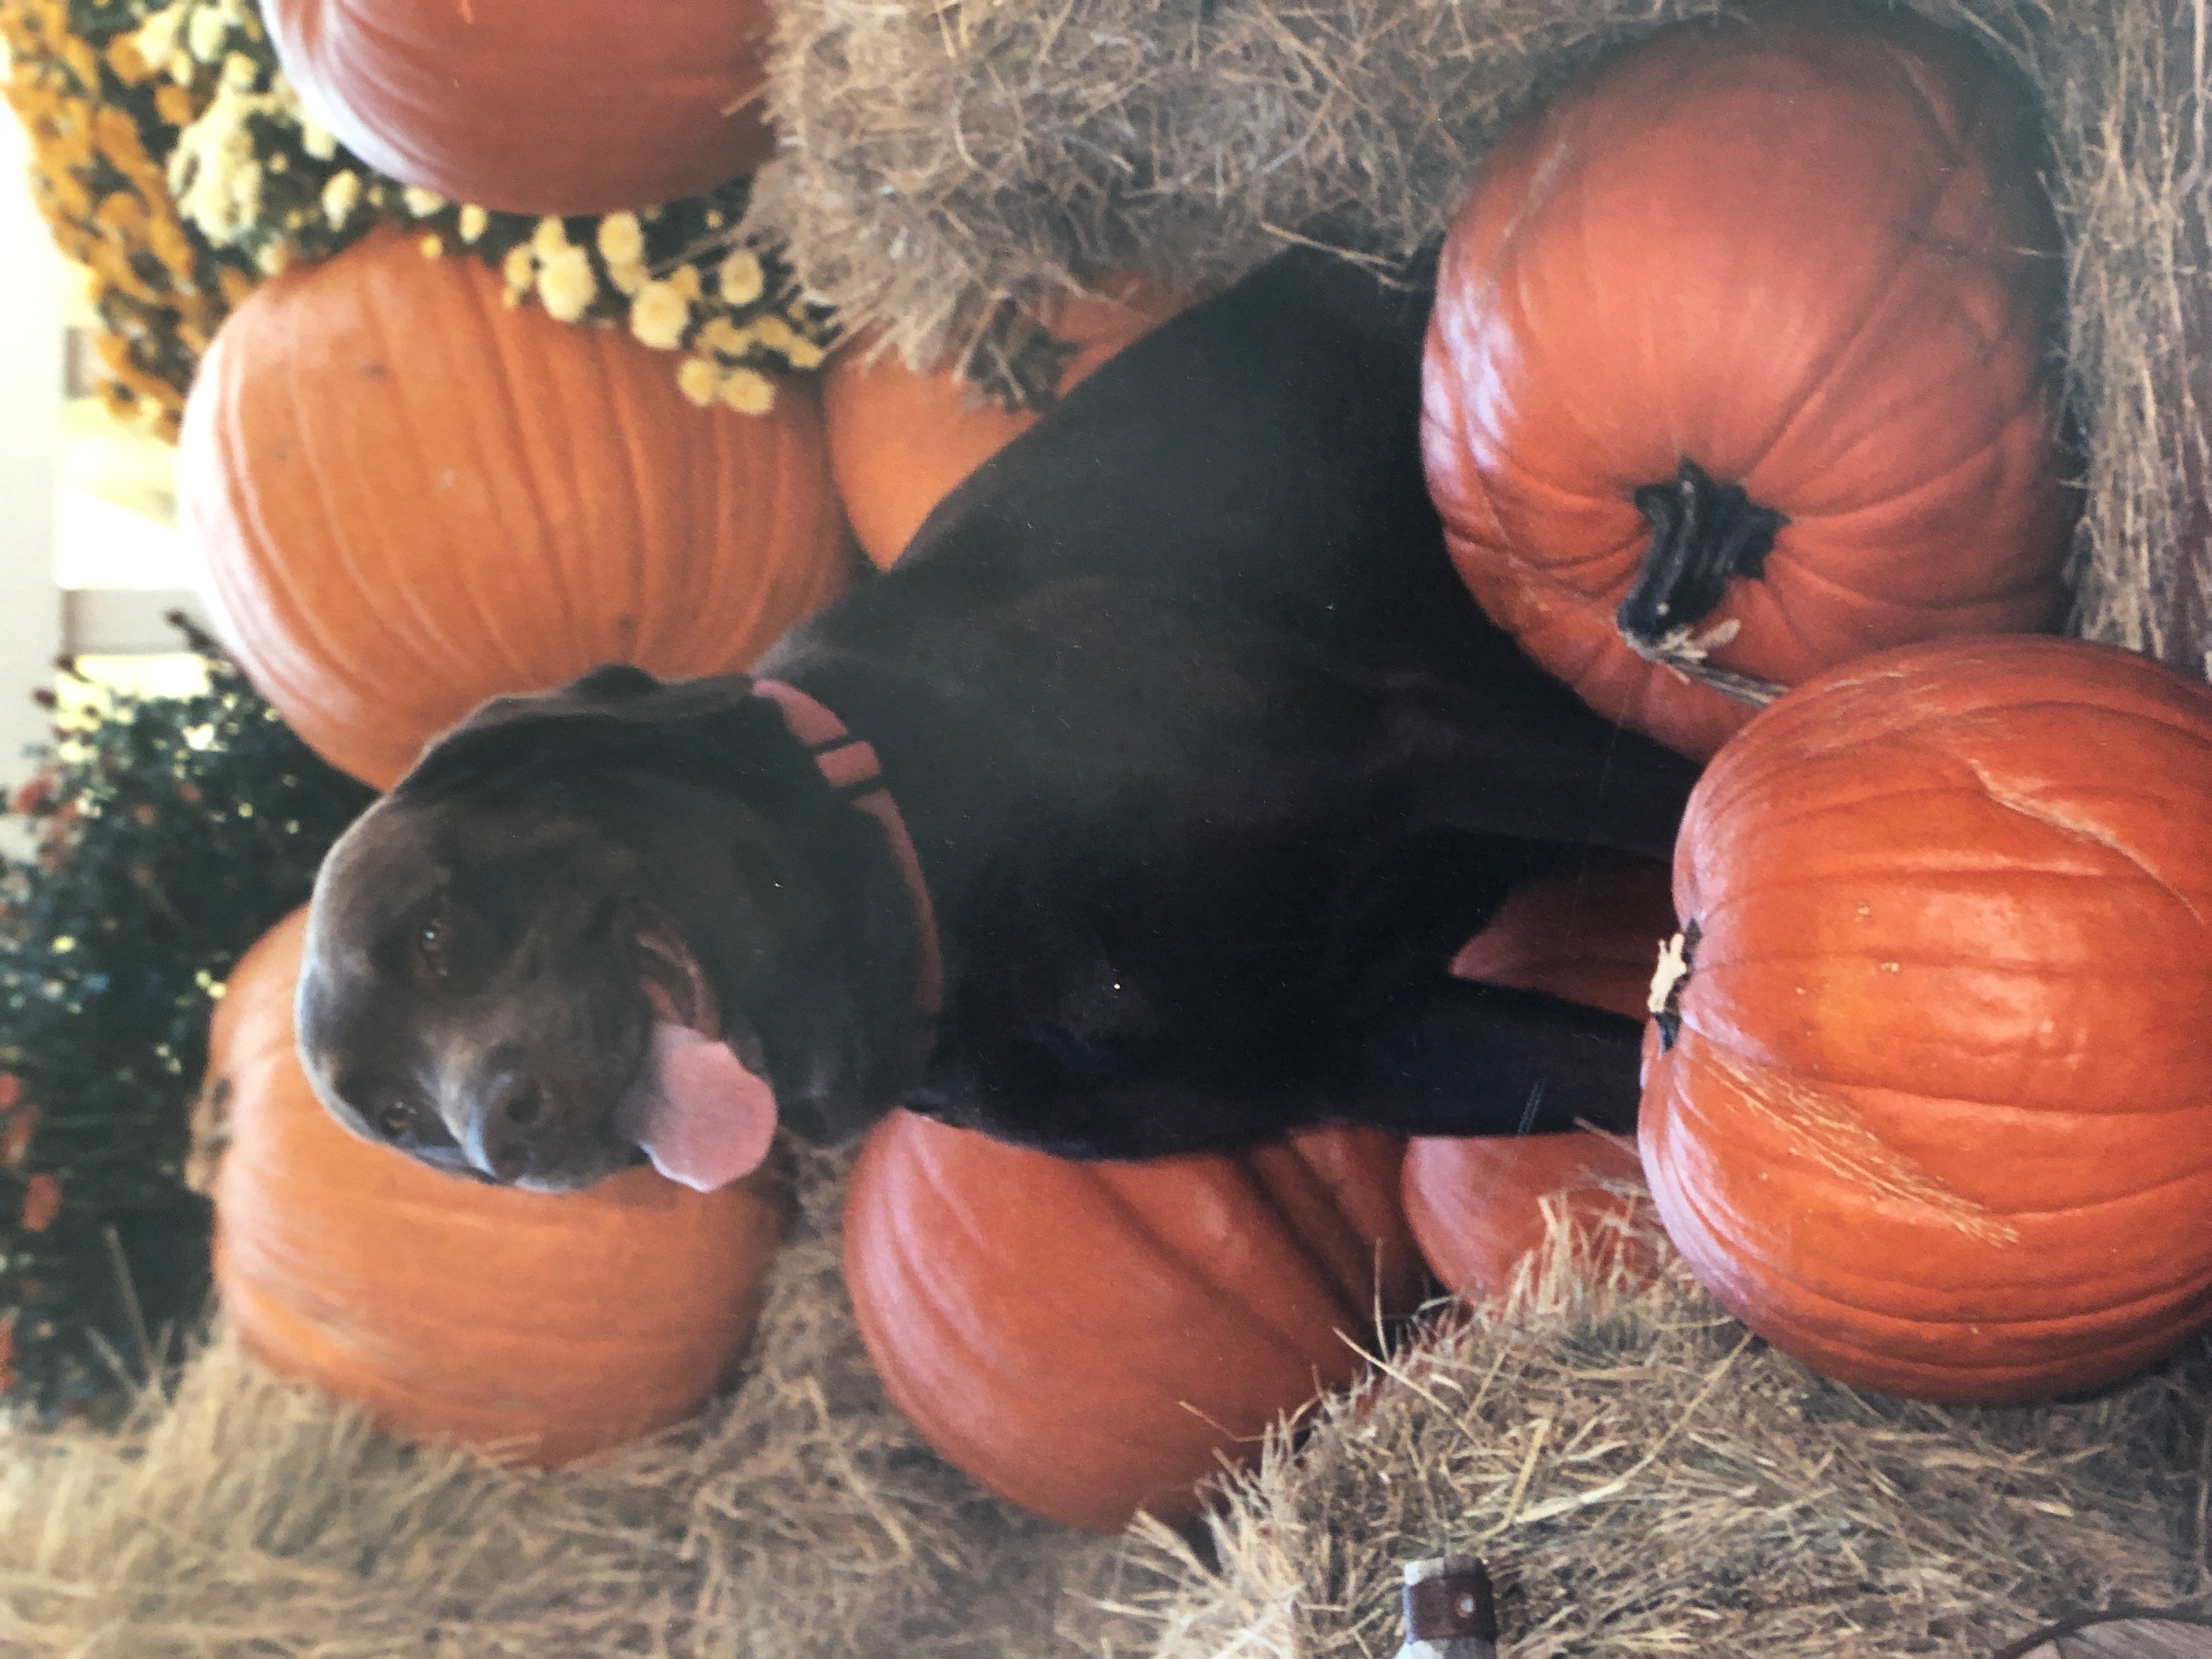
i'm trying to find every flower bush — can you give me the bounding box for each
[0,622,374,1417]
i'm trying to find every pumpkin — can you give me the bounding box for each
[1447,852,1677,1019]
[1421,9,2072,760]
[1407,855,1674,1300]
[821,273,1194,569]
[265,0,775,216]
[1403,1131,1647,1304]
[843,1109,1423,1531]
[1640,635,2212,1402]
[207,908,790,1463]
[180,228,852,791]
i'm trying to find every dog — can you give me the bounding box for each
[296,250,1701,1194]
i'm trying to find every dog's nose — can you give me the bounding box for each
[463,1070,549,1183]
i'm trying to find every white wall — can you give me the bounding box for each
[0,106,66,796]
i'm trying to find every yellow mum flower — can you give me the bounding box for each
[676,357,722,407]
[320,169,360,228]
[716,249,764,306]
[105,35,152,86]
[59,32,100,88]
[133,6,187,76]
[458,204,489,243]
[719,367,776,415]
[153,82,196,127]
[596,211,644,266]
[187,7,228,64]
[697,317,750,358]
[629,280,690,351]
[537,245,596,323]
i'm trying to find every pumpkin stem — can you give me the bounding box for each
[1617,458,1786,647]
[1648,919,1700,1052]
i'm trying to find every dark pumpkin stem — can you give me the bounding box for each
[1616,458,1787,647]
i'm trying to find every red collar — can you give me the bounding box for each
[750,680,943,1079]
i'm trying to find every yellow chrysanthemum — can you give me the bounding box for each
[596,211,644,266]
[676,356,723,407]
[629,280,691,351]
[538,245,597,324]
[321,170,360,228]
[697,317,751,358]
[716,249,764,307]
[719,366,776,415]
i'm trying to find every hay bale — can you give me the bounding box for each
[1116,1207,2212,1658]
[748,0,2212,675]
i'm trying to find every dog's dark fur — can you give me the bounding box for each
[298,251,1700,1192]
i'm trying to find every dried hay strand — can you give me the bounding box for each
[0,1148,1132,1659]
[1116,1195,2212,1658]
[748,0,2212,676]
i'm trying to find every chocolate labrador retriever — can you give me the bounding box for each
[296,250,1700,1193]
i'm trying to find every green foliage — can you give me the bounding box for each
[1,625,374,1418]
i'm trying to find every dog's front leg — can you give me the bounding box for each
[1335,974,1646,1138]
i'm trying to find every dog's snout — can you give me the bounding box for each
[464,1070,549,1182]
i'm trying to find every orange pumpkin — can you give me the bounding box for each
[1408,855,1674,1300]
[822,273,1194,569]
[843,1109,1422,1530]
[1403,1131,1647,1303]
[1421,10,2072,760]
[266,0,776,215]
[180,229,853,791]
[207,909,789,1463]
[1447,853,1677,1019]
[1640,636,2212,1402]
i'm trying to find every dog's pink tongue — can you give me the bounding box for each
[625,1022,778,1193]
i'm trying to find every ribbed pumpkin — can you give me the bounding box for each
[821,273,1193,569]
[208,909,790,1463]
[1641,636,2212,1402]
[1407,855,1673,1300]
[1421,9,2072,760]
[843,1110,1422,1531]
[180,229,852,791]
[265,0,775,215]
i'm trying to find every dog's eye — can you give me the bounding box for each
[375,1099,415,1139]
[414,900,452,980]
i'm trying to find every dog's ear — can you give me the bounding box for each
[561,663,664,703]
[393,665,833,822]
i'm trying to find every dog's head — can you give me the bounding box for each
[297,666,924,1193]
